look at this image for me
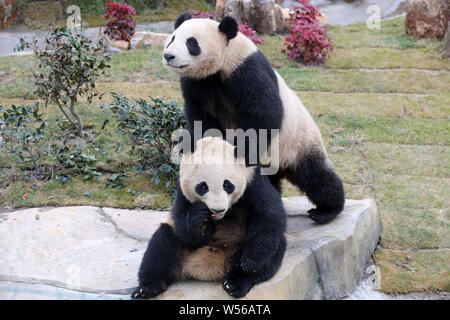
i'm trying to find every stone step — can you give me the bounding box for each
[0,197,381,300]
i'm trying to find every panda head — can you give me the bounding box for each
[162,13,257,79]
[179,137,253,220]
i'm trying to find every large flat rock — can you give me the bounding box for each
[0,197,380,300]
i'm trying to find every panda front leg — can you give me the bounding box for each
[288,152,345,224]
[239,172,287,274]
[223,236,286,298]
[172,182,216,247]
[132,223,182,299]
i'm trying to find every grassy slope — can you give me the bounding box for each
[0,16,449,293]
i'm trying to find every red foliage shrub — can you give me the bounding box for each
[189,9,215,19]
[238,23,264,45]
[282,0,333,64]
[104,1,137,42]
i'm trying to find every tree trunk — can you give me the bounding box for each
[58,0,68,17]
[157,0,165,10]
[443,24,450,58]
[70,100,83,137]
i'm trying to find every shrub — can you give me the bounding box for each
[0,103,46,179]
[17,27,111,138]
[52,143,102,181]
[104,0,137,42]
[238,23,264,45]
[189,9,215,19]
[282,0,333,65]
[103,93,187,195]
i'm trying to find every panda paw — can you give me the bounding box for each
[308,208,340,224]
[222,271,254,298]
[131,284,165,299]
[240,254,267,274]
[189,201,215,238]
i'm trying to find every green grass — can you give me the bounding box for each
[1,15,449,294]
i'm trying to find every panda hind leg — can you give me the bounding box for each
[287,152,345,224]
[222,237,286,298]
[132,223,182,299]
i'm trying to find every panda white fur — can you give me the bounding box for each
[163,13,345,224]
[133,137,287,298]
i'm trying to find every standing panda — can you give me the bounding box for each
[163,13,345,224]
[133,137,286,299]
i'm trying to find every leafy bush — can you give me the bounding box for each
[17,27,111,138]
[239,23,264,45]
[282,0,333,65]
[104,1,137,42]
[106,173,127,189]
[189,9,214,19]
[0,103,46,179]
[52,143,102,181]
[103,93,187,194]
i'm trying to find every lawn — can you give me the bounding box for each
[0,16,449,294]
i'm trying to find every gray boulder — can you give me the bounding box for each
[0,197,380,299]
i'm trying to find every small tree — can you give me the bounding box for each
[17,28,111,138]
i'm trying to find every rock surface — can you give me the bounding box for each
[216,0,289,34]
[0,0,19,30]
[0,197,381,300]
[130,31,169,50]
[110,40,129,51]
[405,0,449,38]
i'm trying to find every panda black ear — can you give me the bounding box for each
[218,16,238,41]
[175,12,192,29]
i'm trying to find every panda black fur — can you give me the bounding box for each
[133,137,287,299]
[164,13,345,224]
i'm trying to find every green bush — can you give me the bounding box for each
[52,143,102,181]
[103,93,186,194]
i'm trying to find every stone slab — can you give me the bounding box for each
[0,197,380,300]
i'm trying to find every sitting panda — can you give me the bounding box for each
[132,137,286,299]
[163,13,345,224]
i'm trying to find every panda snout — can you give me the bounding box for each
[211,208,225,214]
[163,53,176,62]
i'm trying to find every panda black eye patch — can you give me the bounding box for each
[186,37,201,56]
[167,35,175,48]
[195,181,209,196]
[223,180,235,194]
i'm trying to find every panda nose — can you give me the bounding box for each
[164,53,176,61]
[211,208,225,214]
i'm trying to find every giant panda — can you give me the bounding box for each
[162,13,345,224]
[132,137,286,299]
